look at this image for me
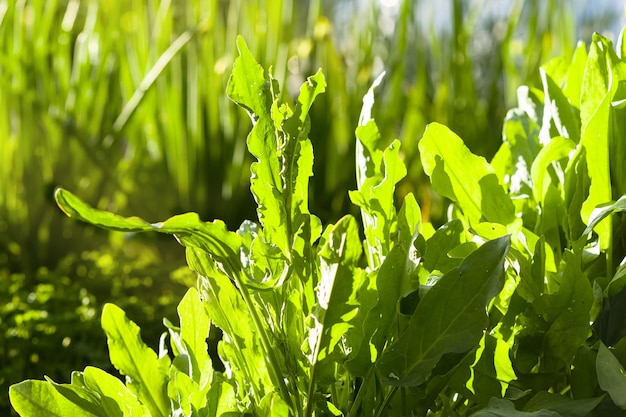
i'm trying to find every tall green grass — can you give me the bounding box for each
[1,0,595,270]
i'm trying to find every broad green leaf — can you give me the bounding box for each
[563,42,588,109]
[376,235,510,386]
[168,370,209,416]
[178,288,212,383]
[563,148,590,244]
[572,346,599,399]
[471,398,560,417]
[280,70,325,232]
[523,391,603,417]
[9,380,100,417]
[43,376,105,416]
[397,192,422,250]
[345,245,408,376]
[419,123,515,226]
[597,342,626,409]
[82,366,150,416]
[579,33,626,250]
[101,303,170,417]
[464,334,514,403]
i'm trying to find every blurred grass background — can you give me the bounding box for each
[0,0,623,414]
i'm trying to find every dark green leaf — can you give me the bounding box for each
[376,236,510,386]
[597,342,626,409]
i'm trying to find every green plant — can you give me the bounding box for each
[10,29,626,416]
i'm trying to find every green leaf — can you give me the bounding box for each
[350,74,406,269]
[226,36,324,256]
[376,235,510,386]
[597,342,626,409]
[523,391,603,417]
[259,392,290,417]
[9,380,100,417]
[580,195,626,239]
[101,303,170,417]
[530,136,576,204]
[308,215,362,364]
[226,35,286,251]
[579,33,626,250]
[350,122,406,269]
[518,249,593,371]
[344,245,408,376]
[55,188,243,278]
[82,366,150,416]
[539,68,580,143]
[423,219,465,273]
[471,398,560,417]
[419,123,515,226]
[495,108,541,195]
[178,288,212,383]
[187,248,274,402]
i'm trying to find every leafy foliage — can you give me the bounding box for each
[10,29,626,416]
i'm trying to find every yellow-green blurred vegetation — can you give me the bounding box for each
[0,0,622,414]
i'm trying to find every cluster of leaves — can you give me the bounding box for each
[10,31,626,416]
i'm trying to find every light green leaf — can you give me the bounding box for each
[82,366,150,416]
[9,380,100,417]
[101,303,170,417]
[307,215,362,380]
[376,235,510,386]
[419,123,515,226]
[178,288,212,383]
[188,248,273,402]
[203,373,239,417]
[539,68,580,143]
[579,33,626,250]
[606,258,626,297]
[497,108,541,195]
[597,342,626,409]
[227,35,287,251]
[54,188,243,278]
[530,136,576,203]
[580,195,626,239]
[350,121,406,268]
[259,392,290,417]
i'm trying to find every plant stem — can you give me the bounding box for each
[375,386,398,417]
[347,367,374,417]
[233,271,296,413]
